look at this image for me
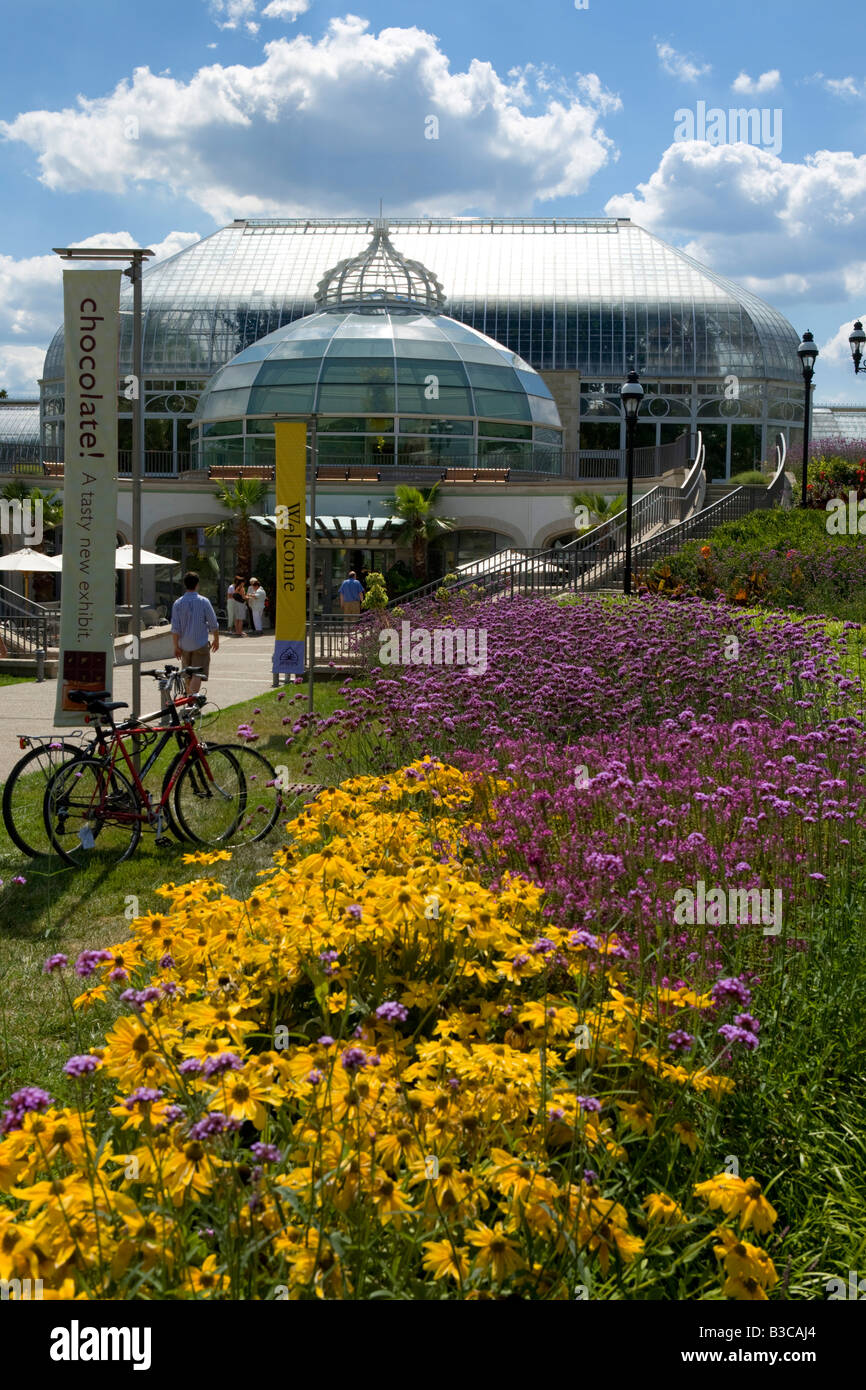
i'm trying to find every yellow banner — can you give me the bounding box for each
[55,270,122,724]
[272,421,307,676]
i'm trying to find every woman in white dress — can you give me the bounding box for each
[246,577,267,633]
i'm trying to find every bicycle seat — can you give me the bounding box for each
[67,689,112,703]
[79,697,129,719]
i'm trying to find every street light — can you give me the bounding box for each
[849,320,866,374]
[797,330,819,508]
[620,369,644,596]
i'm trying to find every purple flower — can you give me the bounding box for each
[119,987,161,1012]
[733,1013,760,1034]
[108,968,129,983]
[63,1054,99,1078]
[0,1086,53,1134]
[375,1001,408,1024]
[43,953,68,974]
[202,1052,244,1077]
[577,1096,602,1113]
[250,1142,281,1164]
[307,1069,323,1085]
[10,876,26,886]
[179,1058,204,1075]
[345,904,363,921]
[667,1030,694,1054]
[124,1087,163,1109]
[340,1046,368,1072]
[711,976,752,1007]
[74,949,113,978]
[317,1035,335,1047]
[718,1023,760,1051]
[530,937,556,955]
[188,1112,234,1140]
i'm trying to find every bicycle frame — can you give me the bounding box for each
[71,703,220,832]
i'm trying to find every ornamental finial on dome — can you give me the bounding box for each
[314,219,446,310]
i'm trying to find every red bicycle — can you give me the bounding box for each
[42,682,244,866]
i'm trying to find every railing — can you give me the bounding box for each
[3,431,694,483]
[0,582,56,654]
[392,434,702,607]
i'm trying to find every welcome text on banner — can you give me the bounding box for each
[54,270,122,725]
[272,421,307,677]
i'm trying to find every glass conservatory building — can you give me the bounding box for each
[37,216,805,480]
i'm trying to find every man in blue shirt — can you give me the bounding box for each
[170,571,220,693]
[338,570,364,616]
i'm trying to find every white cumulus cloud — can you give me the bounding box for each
[262,0,310,18]
[208,0,259,33]
[0,17,618,223]
[656,40,711,84]
[0,230,199,396]
[606,142,866,302]
[731,69,781,95]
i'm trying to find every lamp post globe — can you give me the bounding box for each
[620,370,644,596]
[797,331,818,509]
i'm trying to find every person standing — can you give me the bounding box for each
[227,574,248,636]
[338,570,364,617]
[246,576,267,634]
[170,571,219,694]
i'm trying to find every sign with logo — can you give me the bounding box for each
[272,421,307,676]
[55,270,122,725]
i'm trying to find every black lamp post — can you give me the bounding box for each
[797,331,819,507]
[620,369,644,595]
[849,320,866,374]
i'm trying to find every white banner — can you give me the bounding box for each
[54,270,122,725]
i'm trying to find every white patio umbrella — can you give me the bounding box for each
[0,546,62,599]
[115,544,179,570]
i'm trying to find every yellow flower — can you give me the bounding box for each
[713,1228,777,1288]
[422,1239,469,1282]
[181,850,232,865]
[466,1222,523,1282]
[188,1254,228,1297]
[674,1121,699,1152]
[643,1192,686,1225]
[617,1100,654,1134]
[694,1175,777,1234]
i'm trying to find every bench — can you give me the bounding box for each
[207,465,275,480]
[315,465,382,483]
[440,467,511,483]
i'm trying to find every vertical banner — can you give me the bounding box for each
[54,270,122,724]
[272,421,307,677]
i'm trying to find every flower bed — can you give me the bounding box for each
[0,763,780,1299]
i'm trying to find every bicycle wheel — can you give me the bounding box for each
[171,745,243,846]
[2,740,88,858]
[214,745,284,845]
[44,758,141,868]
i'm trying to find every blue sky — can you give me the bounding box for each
[1,0,864,399]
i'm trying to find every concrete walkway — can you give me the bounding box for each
[0,633,280,781]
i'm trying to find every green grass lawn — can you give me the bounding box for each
[0,672,32,687]
[0,676,358,1098]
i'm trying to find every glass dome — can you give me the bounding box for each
[194,306,560,425]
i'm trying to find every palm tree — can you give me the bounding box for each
[570,490,626,532]
[385,483,455,582]
[0,481,63,550]
[205,478,268,579]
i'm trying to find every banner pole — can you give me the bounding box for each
[307,417,317,715]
